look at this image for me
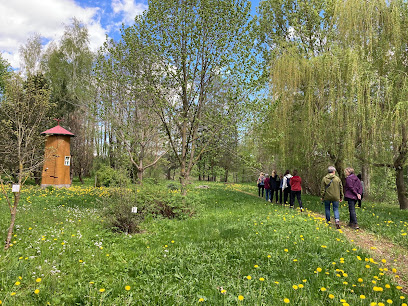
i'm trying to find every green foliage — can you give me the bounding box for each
[95,165,131,187]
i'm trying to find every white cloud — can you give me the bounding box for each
[0,0,109,69]
[111,0,147,25]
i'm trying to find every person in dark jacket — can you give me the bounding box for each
[290,170,303,211]
[357,173,364,208]
[282,170,292,205]
[344,167,363,229]
[270,170,279,204]
[264,174,271,201]
[321,166,344,229]
[278,174,283,204]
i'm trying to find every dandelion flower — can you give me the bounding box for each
[320,287,327,291]
[11,292,16,296]
[386,300,393,304]
[329,294,334,299]
[259,278,265,282]
[36,278,42,283]
[254,265,259,268]
[220,289,226,294]
[385,284,391,288]
[34,289,40,294]
[298,284,304,288]
[284,298,290,303]
[125,286,131,291]
[360,295,366,299]
[373,286,383,292]
[382,259,386,263]
[284,249,288,252]
[15,281,20,286]
[358,278,363,283]
[292,285,298,290]
[238,295,244,301]
[199,298,204,302]
[316,267,322,272]
[99,289,105,293]
[246,275,252,280]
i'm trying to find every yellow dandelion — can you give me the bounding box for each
[11,292,16,296]
[254,265,259,268]
[125,286,131,291]
[199,298,204,302]
[401,296,405,299]
[259,278,265,282]
[284,298,290,303]
[36,278,42,283]
[34,289,40,294]
[316,267,322,272]
[292,285,298,290]
[366,265,370,268]
[302,279,307,283]
[284,249,288,252]
[15,281,20,286]
[267,255,271,258]
[99,288,105,293]
[246,275,252,280]
[382,259,386,263]
[360,295,366,299]
[387,300,393,304]
[397,286,403,290]
[321,287,327,291]
[238,295,244,301]
[298,284,304,288]
[392,268,397,273]
[329,294,334,299]
[358,278,363,282]
[373,286,383,292]
[385,284,391,288]
[221,289,226,294]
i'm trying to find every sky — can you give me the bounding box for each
[0,0,260,70]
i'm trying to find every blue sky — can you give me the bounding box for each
[0,0,260,69]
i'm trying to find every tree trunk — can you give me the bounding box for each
[362,164,370,197]
[224,169,229,182]
[396,167,408,209]
[79,168,84,184]
[5,193,20,250]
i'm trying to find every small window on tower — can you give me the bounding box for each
[64,156,71,166]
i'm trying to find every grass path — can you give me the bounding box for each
[236,188,408,294]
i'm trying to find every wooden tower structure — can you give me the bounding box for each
[41,122,75,188]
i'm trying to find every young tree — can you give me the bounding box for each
[0,72,52,249]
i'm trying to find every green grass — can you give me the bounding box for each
[0,181,406,305]
[237,182,408,249]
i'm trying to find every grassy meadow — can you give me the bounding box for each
[0,181,406,305]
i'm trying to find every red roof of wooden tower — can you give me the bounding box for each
[41,124,75,137]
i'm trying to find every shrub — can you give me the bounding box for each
[103,185,196,234]
[95,165,130,187]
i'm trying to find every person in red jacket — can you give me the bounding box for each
[290,170,304,212]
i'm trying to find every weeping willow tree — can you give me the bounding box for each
[260,0,408,208]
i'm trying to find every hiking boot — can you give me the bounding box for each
[335,220,341,229]
[354,224,360,230]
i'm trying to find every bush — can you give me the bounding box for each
[103,185,196,234]
[95,165,131,187]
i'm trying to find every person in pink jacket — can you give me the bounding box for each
[290,170,304,212]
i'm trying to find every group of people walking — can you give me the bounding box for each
[257,170,304,212]
[257,166,364,230]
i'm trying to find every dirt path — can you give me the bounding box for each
[238,189,408,293]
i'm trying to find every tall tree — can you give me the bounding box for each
[130,0,254,194]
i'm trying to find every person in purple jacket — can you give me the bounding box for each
[344,167,363,229]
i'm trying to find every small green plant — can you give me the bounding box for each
[95,165,131,187]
